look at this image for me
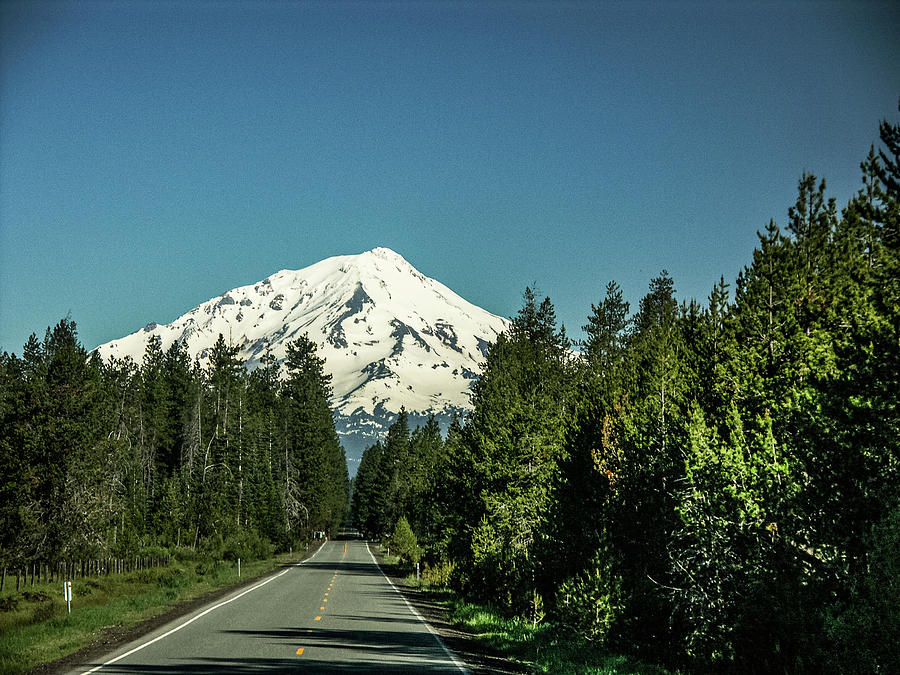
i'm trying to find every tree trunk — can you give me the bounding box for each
[237,395,243,530]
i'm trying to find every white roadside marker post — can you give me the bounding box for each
[63,580,72,614]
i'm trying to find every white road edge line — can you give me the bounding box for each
[366,541,469,675]
[80,539,328,674]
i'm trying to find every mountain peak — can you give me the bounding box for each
[354,247,418,278]
[366,246,404,260]
[95,249,510,461]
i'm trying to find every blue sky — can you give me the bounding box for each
[1,0,898,354]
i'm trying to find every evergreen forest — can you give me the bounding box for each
[0,329,349,566]
[351,107,900,672]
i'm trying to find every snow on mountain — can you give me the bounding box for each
[95,247,509,462]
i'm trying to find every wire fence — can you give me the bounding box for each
[1,556,171,592]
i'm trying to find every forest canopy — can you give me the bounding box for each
[0,329,349,564]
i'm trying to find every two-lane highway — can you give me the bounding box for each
[74,539,467,673]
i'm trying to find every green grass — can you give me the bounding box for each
[451,599,674,674]
[380,552,401,566]
[403,579,674,675]
[0,552,305,675]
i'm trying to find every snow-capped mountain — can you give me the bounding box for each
[95,247,509,463]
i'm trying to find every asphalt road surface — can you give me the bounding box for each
[72,539,468,674]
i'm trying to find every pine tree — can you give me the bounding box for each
[581,280,629,398]
[732,219,801,414]
[548,281,630,598]
[600,272,688,656]
[671,404,791,666]
[627,271,685,456]
[197,334,244,542]
[140,336,171,531]
[20,319,112,562]
[376,410,411,535]
[281,334,348,537]
[351,441,384,538]
[244,347,285,544]
[0,351,28,567]
[460,288,574,612]
[406,415,444,547]
[389,516,421,563]
[426,414,474,565]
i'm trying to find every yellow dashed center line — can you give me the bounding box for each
[306,567,337,636]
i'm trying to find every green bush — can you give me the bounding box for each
[389,517,422,564]
[0,595,20,612]
[556,549,623,644]
[194,560,214,577]
[138,545,171,559]
[30,601,56,623]
[200,533,225,560]
[21,591,51,603]
[222,531,273,562]
[421,560,455,587]
[824,502,900,673]
[172,546,203,562]
[155,567,185,589]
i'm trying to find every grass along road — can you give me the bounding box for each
[373,550,674,675]
[0,546,320,675]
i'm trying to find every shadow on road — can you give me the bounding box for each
[287,560,377,575]
[87,657,456,673]
[86,624,460,674]
[75,539,472,674]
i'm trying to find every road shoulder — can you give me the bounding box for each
[370,546,529,675]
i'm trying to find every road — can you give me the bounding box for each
[73,539,468,674]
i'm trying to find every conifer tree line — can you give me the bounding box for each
[351,106,900,671]
[0,329,349,566]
